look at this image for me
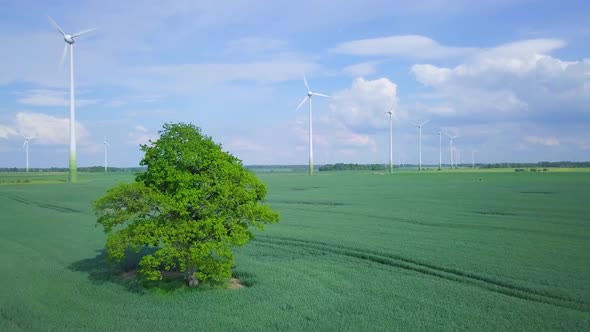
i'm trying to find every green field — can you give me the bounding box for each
[0,171,589,330]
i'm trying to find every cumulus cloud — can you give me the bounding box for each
[328,77,400,131]
[289,77,400,162]
[410,38,590,116]
[12,112,89,145]
[332,35,474,59]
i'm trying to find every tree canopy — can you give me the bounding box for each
[94,123,279,286]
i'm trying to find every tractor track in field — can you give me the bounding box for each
[5,195,80,213]
[252,235,589,313]
[273,204,587,239]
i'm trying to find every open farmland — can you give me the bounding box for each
[0,171,589,330]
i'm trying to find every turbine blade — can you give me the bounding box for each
[23,140,27,148]
[72,28,97,38]
[312,93,330,98]
[60,44,68,66]
[48,16,65,36]
[303,75,310,92]
[295,96,308,111]
[420,119,430,126]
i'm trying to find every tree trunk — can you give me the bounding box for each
[185,265,199,287]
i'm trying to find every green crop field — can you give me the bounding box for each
[0,170,589,330]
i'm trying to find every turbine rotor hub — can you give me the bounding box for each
[64,35,75,44]
[307,91,313,97]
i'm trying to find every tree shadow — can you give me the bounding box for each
[69,249,255,293]
[68,249,149,294]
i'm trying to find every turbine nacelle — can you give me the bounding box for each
[296,75,329,111]
[64,34,75,44]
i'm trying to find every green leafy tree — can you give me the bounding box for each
[94,123,279,287]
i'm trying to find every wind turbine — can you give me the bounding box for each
[48,16,96,183]
[104,137,111,173]
[445,133,459,168]
[295,75,329,175]
[472,150,477,169]
[411,120,429,171]
[22,135,37,173]
[438,131,442,170]
[386,102,397,174]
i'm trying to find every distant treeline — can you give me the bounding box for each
[319,163,388,171]
[1,161,589,173]
[480,161,590,168]
[0,167,146,173]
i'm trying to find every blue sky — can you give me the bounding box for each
[1,0,589,167]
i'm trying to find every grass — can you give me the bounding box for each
[0,170,589,330]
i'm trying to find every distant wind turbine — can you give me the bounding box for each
[295,75,329,175]
[438,131,442,170]
[445,133,459,168]
[22,135,37,173]
[411,120,430,171]
[386,103,397,174]
[104,137,111,173]
[472,150,477,169]
[48,16,96,183]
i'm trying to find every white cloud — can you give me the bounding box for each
[12,112,89,145]
[328,77,400,131]
[410,38,590,116]
[137,58,319,91]
[332,35,474,59]
[17,89,97,107]
[525,136,560,146]
[412,39,570,86]
[127,125,158,146]
[289,77,398,163]
[0,124,18,139]
[412,64,453,86]
[135,125,148,133]
[343,62,379,77]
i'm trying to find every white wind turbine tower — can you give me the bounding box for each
[295,75,329,175]
[411,120,429,171]
[386,102,397,174]
[472,150,477,169]
[48,16,96,183]
[438,131,442,170]
[104,137,111,173]
[22,135,37,173]
[445,133,459,168]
